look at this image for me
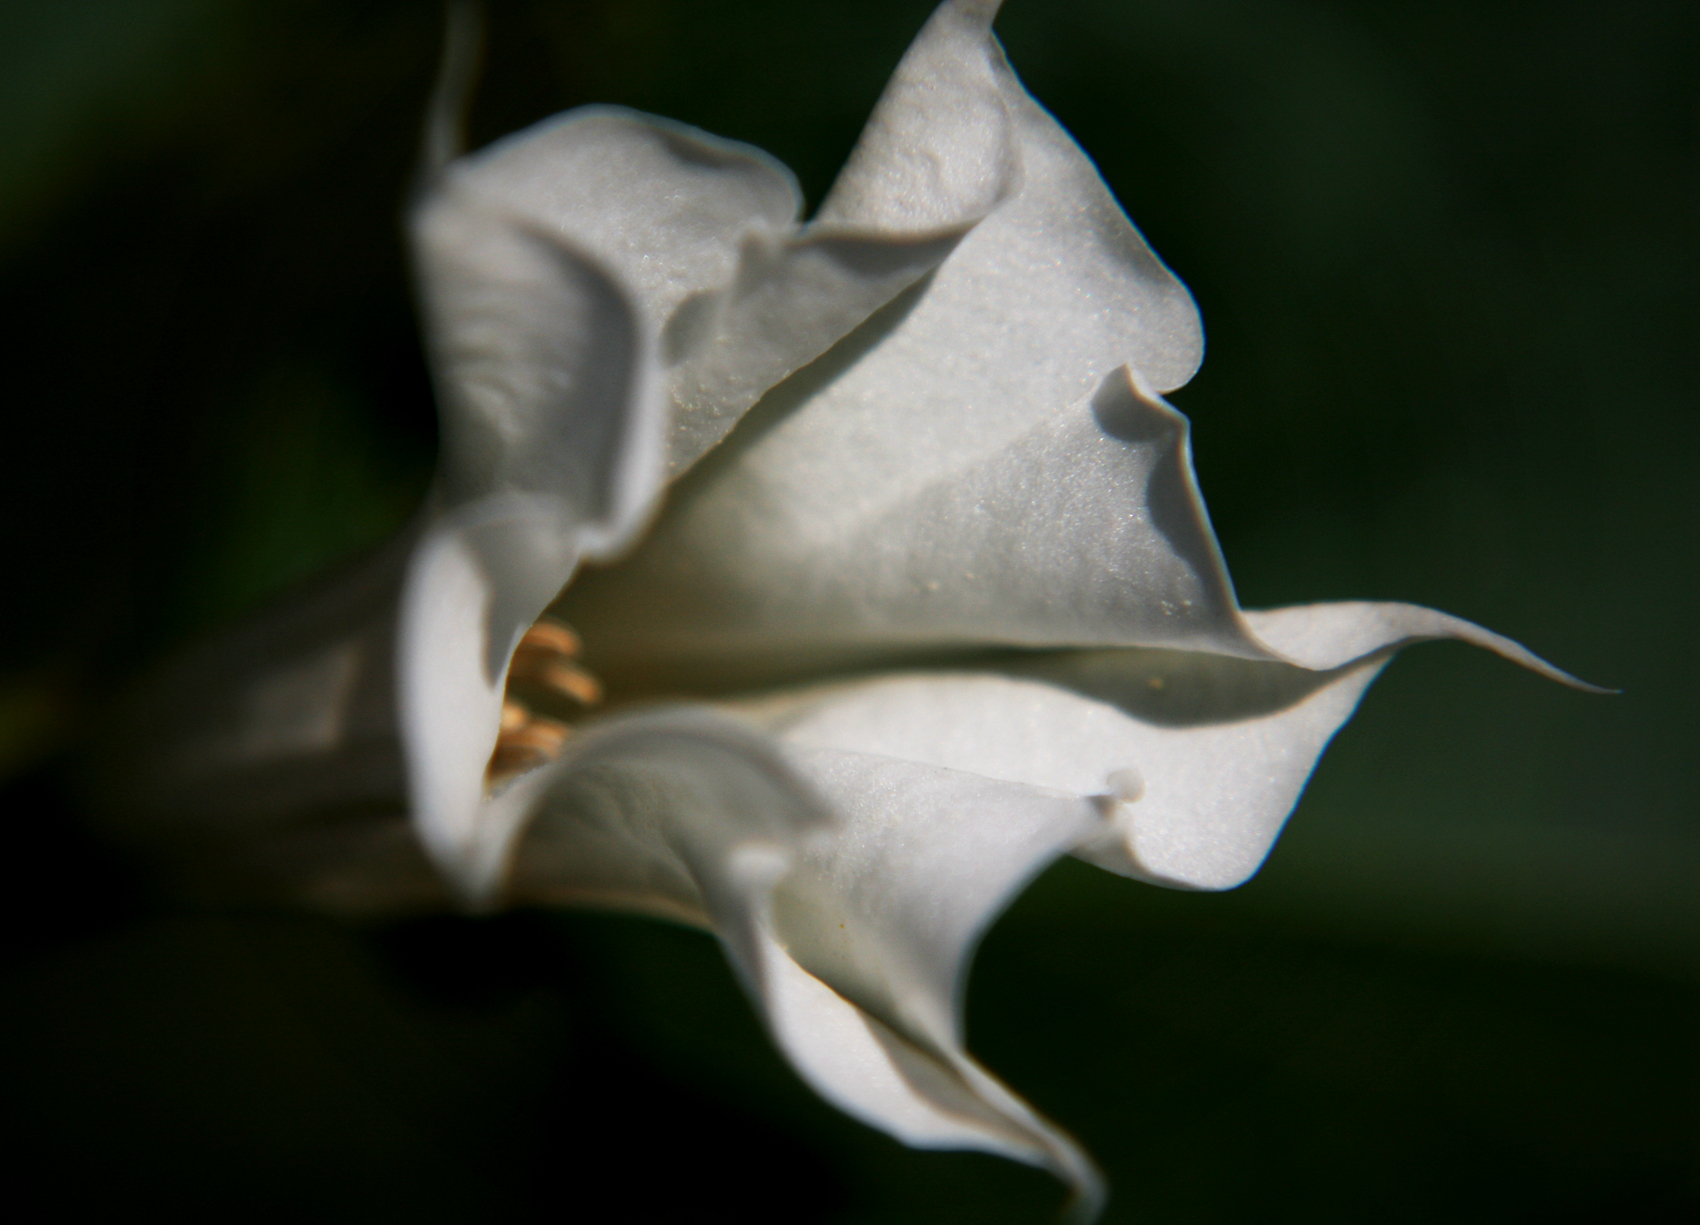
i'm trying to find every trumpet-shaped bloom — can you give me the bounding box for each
[112,2,1594,1217]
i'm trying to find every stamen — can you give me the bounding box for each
[537,660,603,707]
[514,617,581,660]
[508,617,603,706]
[489,714,571,779]
[486,616,604,784]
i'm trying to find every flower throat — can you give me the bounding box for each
[488,617,601,782]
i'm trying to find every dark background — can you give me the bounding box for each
[0,1,1693,1220]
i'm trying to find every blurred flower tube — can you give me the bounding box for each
[108,1,1593,1217]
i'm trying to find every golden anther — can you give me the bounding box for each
[515,617,581,659]
[539,660,603,707]
[499,718,571,754]
[490,616,603,782]
[488,714,572,779]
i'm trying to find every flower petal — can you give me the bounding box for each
[665,0,1024,474]
[662,229,969,478]
[416,3,1037,490]
[769,749,1095,1050]
[735,602,1596,891]
[504,715,1104,1218]
[814,0,1018,233]
[397,495,586,894]
[413,107,775,526]
[1241,601,1608,685]
[756,666,1376,892]
[760,751,1105,1218]
[502,708,832,923]
[560,8,1215,676]
[416,104,797,489]
[562,367,1270,691]
[815,0,1198,401]
[408,109,816,887]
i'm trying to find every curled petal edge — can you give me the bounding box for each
[500,713,1105,1218]
[743,602,1604,893]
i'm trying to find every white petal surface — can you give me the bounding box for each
[763,751,1105,1217]
[556,17,1217,679]
[770,750,1096,1050]
[397,495,585,895]
[665,229,971,478]
[416,36,1032,492]
[562,368,1267,689]
[735,601,1594,891]
[820,0,1201,394]
[814,0,1018,232]
[505,715,1104,1218]
[407,110,810,887]
[503,709,832,923]
[1242,601,1607,685]
[754,665,1378,892]
[666,0,1022,473]
[413,107,770,524]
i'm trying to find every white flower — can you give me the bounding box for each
[115,1,1595,1217]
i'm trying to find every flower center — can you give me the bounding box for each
[487,616,602,782]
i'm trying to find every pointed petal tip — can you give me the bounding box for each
[1476,639,1617,695]
[417,1,484,185]
[948,0,1005,24]
[813,0,1020,235]
[1241,601,1614,693]
[1394,617,1617,695]
[1061,1183,1109,1225]
[1053,1148,1108,1225]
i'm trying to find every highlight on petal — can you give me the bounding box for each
[561,366,1271,690]
[503,713,1105,1219]
[414,84,1027,492]
[398,495,585,897]
[665,229,967,476]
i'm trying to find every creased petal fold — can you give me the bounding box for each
[505,715,1105,1218]
[398,495,586,893]
[734,600,1595,891]
[667,0,1023,473]
[561,367,1266,691]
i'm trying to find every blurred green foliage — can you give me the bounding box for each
[0,1,1693,1220]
